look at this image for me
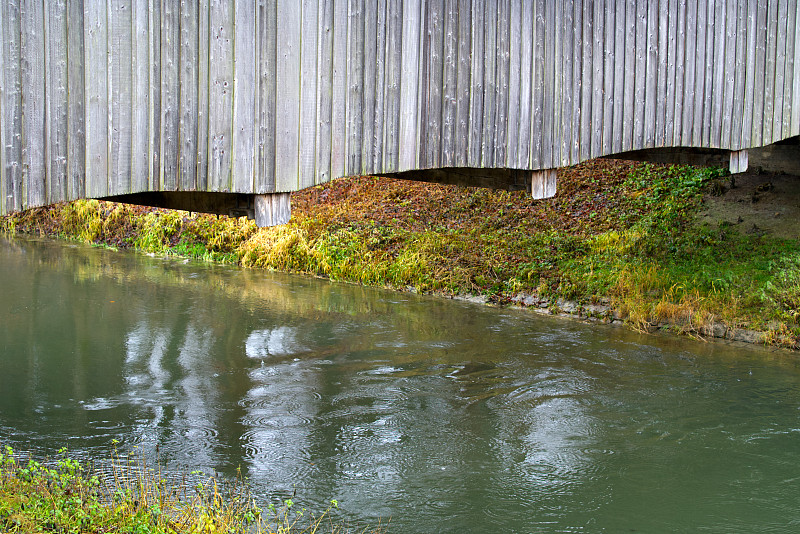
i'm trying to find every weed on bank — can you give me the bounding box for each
[3,159,799,348]
[0,445,380,533]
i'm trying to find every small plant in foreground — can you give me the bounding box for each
[0,444,385,533]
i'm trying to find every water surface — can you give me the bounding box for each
[2,235,799,532]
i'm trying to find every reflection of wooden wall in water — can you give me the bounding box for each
[1,1,799,225]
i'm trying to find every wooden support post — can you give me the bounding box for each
[255,193,291,227]
[531,169,557,199]
[729,149,749,174]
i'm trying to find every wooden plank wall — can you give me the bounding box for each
[1,0,799,216]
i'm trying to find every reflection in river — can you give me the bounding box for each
[2,235,800,532]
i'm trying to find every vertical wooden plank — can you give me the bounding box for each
[21,0,47,207]
[633,0,647,149]
[197,0,210,190]
[761,0,777,144]
[710,0,726,147]
[590,0,603,157]
[399,0,421,170]
[730,0,747,150]
[441,0,458,168]
[346,0,364,175]
[700,1,715,147]
[422,0,443,169]
[368,0,386,171]
[783,0,797,138]
[530,168,556,199]
[580,0,593,160]
[315,0,333,183]
[729,149,748,174]
[541,0,555,167]
[361,0,377,171]
[680,0,696,145]
[467,0,485,166]
[570,0,582,162]
[741,0,756,148]
[254,192,290,226]
[454,0,472,166]
[331,0,348,176]
[721,1,738,148]
[131,0,149,192]
[481,0,498,167]
[209,0,233,191]
[382,0,401,171]
[0,1,6,212]
[299,0,320,184]
[601,0,614,155]
[770,0,787,143]
[256,0,276,192]
[791,0,800,137]
[147,0,161,191]
[233,0,257,192]
[84,0,108,198]
[671,0,685,146]
[46,1,69,203]
[67,0,85,201]
[622,0,636,152]
[663,0,677,149]
[275,0,301,190]
[180,0,199,191]
[611,0,625,155]
[751,0,767,147]
[559,0,573,166]
[643,0,658,148]
[160,0,179,190]
[655,0,668,147]
[495,0,511,167]
[691,0,707,146]
[517,0,534,167]
[110,0,132,196]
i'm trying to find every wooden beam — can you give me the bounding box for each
[729,149,749,174]
[255,192,291,226]
[531,168,556,199]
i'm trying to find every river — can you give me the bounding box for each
[1,235,799,532]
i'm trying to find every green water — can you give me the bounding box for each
[1,235,799,532]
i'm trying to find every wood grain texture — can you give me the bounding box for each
[67,0,85,201]
[159,0,179,190]
[146,0,160,191]
[208,0,233,191]
[110,0,132,196]
[45,1,68,203]
[275,0,301,191]
[233,0,257,192]
[399,0,421,171]
[315,0,333,184]
[84,0,108,199]
[131,0,149,192]
[468,0,485,166]
[257,0,277,193]
[330,0,348,178]
[793,0,800,136]
[1,1,799,217]
[345,0,364,175]
[382,0,401,171]
[179,0,199,191]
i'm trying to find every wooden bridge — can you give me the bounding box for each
[2,0,799,226]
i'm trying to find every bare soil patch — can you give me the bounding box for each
[699,170,800,240]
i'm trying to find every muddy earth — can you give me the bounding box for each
[699,170,800,240]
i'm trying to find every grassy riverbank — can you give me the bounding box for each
[0,445,377,533]
[3,159,800,348]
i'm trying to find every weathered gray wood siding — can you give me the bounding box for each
[1,0,799,215]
